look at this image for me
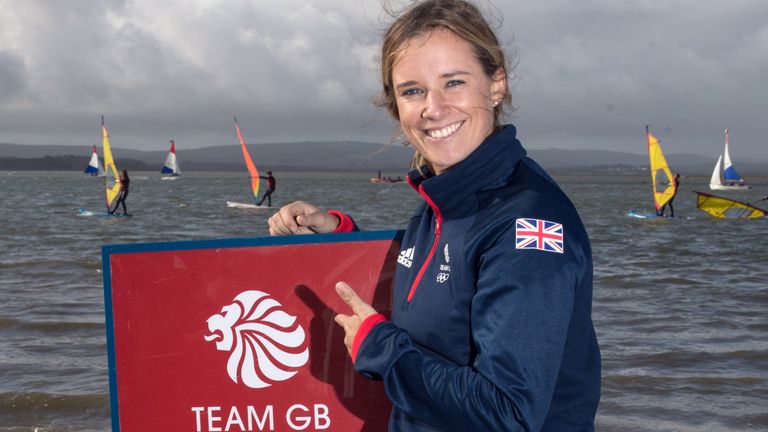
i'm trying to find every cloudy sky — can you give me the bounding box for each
[1,0,766,160]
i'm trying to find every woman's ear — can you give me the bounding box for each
[490,67,507,103]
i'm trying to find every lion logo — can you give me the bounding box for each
[204,290,309,388]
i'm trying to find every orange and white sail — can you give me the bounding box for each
[234,117,260,200]
[646,126,676,212]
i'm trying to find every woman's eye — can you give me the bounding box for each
[446,79,465,88]
[400,88,422,97]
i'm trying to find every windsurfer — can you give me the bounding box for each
[257,171,276,207]
[110,169,130,215]
[658,173,680,217]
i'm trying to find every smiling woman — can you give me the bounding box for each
[375,0,512,173]
[266,1,601,431]
[389,27,506,174]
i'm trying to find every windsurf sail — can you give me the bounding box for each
[234,117,260,200]
[694,191,767,219]
[102,116,122,212]
[646,126,676,212]
[85,145,104,176]
[161,140,181,176]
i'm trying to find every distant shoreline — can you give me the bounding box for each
[1,153,766,176]
[0,155,728,177]
[0,155,399,173]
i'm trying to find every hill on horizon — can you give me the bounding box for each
[1,141,766,175]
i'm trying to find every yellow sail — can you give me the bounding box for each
[102,117,121,211]
[694,191,767,219]
[234,117,260,200]
[647,128,676,212]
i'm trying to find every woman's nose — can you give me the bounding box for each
[421,91,447,120]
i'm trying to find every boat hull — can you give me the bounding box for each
[709,184,751,191]
[370,178,403,184]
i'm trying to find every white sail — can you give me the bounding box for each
[709,155,723,189]
[709,129,749,190]
[85,146,104,176]
[161,140,181,178]
[721,129,740,182]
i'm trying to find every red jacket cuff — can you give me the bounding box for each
[328,210,355,233]
[351,313,387,363]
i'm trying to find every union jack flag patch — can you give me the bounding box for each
[515,218,564,254]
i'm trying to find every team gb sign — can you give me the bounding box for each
[103,231,401,431]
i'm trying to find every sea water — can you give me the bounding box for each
[0,170,766,431]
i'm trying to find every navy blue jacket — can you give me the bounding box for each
[352,125,601,431]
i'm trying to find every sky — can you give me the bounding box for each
[1,0,766,161]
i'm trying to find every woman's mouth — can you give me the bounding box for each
[425,121,463,139]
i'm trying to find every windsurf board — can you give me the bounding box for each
[79,208,132,218]
[226,201,272,209]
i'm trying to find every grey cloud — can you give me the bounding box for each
[0,0,766,161]
[501,1,768,158]
[0,51,26,100]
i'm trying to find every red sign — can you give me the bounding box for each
[102,231,401,431]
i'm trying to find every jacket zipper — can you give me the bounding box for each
[407,184,443,302]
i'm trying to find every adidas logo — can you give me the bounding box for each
[397,247,414,268]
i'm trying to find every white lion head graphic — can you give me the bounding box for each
[204,290,309,388]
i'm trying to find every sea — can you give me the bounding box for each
[1,170,766,432]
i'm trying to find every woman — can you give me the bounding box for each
[268,1,600,430]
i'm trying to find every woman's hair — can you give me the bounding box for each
[375,0,513,169]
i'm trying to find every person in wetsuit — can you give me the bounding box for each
[257,171,276,206]
[110,169,130,215]
[658,173,680,217]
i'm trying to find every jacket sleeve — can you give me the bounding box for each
[353,223,585,431]
[327,210,360,232]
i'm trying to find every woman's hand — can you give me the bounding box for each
[267,201,340,235]
[333,282,378,355]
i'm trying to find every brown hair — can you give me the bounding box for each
[375,0,513,169]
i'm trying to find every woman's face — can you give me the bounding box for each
[392,27,505,175]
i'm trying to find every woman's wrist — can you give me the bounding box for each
[327,210,356,233]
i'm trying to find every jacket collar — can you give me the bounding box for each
[406,124,526,219]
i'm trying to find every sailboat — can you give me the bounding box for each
[693,191,766,219]
[78,116,129,217]
[709,128,750,190]
[628,126,678,219]
[84,145,104,177]
[226,117,269,209]
[160,140,181,180]
[370,170,403,183]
